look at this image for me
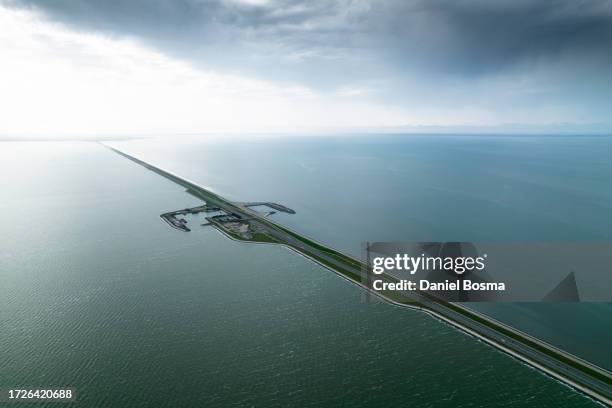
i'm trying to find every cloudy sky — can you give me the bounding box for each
[1,0,611,137]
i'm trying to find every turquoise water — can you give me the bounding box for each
[113,134,612,369]
[0,139,607,407]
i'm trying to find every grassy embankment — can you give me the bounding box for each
[112,146,610,400]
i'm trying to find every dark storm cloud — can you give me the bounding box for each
[4,0,612,83]
[376,0,612,74]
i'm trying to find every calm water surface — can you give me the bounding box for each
[0,139,608,407]
[114,134,612,368]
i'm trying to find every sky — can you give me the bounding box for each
[1,0,611,137]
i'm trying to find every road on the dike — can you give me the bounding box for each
[104,143,611,406]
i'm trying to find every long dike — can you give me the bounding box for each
[104,143,611,406]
